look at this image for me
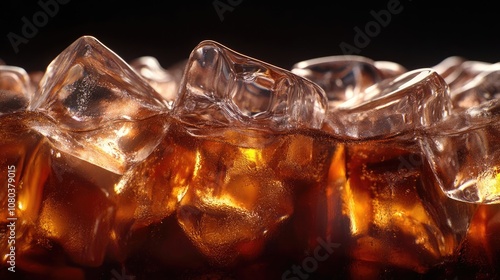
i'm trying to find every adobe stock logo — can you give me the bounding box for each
[212,0,243,22]
[339,0,411,55]
[6,0,71,54]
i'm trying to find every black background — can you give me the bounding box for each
[1,0,499,73]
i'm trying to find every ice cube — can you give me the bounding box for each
[433,57,500,109]
[130,56,186,108]
[176,131,294,265]
[303,66,474,272]
[31,36,169,119]
[326,68,452,139]
[0,65,33,115]
[0,112,121,267]
[341,140,475,272]
[29,70,45,94]
[373,60,407,79]
[291,55,385,106]
[421,98,500,204]
[450,63,500,109]
[172,40,328,131]
[0,113,49,262]
[107,119,196,259]
[448,60,492,91]
[35,146,119,267]
[173,40,327,264]
[432,56,466,86]
[433,57,493,93]
[29,36,170,174]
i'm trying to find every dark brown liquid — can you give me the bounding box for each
[0,113,492,280]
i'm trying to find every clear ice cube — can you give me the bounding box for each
[29,36,170,174]
[130,56,186,108]
[175,129,294,265]
[339,139,475,272]
[172,40,328,131]
[35,147,119,266]
[421,98,500,204]
[1,112,121,267]
[298,65,475,272]
[0,65,33,115]
[450,63,500,109]
[432,56,466,86]
[325,68,452,139]
[291,55,385,107]
[373,60,407,79]
[173,40,328,264]
[433,57,493,93]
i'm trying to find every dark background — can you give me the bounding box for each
[1,0,499,73]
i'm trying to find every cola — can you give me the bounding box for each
[1,36,499,280]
